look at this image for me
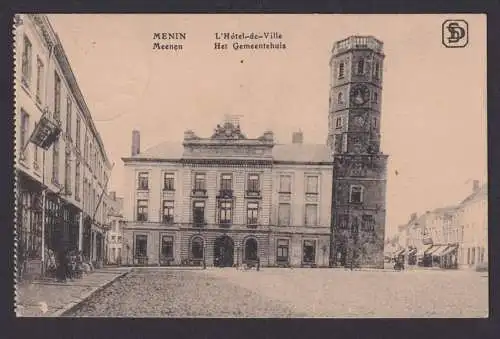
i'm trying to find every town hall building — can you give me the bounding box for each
[121,35,388,268]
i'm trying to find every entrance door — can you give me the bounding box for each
[213,235,234,267]
[244,238,258,262]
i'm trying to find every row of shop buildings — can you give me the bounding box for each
[14,14,114,279]
[390,180,488,269]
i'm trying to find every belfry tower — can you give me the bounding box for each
[328,36,388,269]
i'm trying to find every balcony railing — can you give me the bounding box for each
[217,189,233,199]
[162,216,174,225]
[245,190,261,198]
[191,188,207,197]
[219,220,232,228]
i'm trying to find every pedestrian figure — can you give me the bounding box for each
[56,248,68,282]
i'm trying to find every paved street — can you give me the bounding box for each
[66,267,488,318]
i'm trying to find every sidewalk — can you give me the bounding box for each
[15,267,131,317]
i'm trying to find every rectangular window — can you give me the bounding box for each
[111,236,116,241]
[163,173,175,191]
[134,234,147,258]
[19,110,29,161]
[305,176,319,194]
[194,173,206,191]
[220,174,232,191]
[337,214,348,229]
[160,235,174,259]
[193,201,205,225]
[247,202,259,225]
[350,185,364,203]
[277,239,289,262]
[342,133,348,153]
[76,116,81,149]
[374,61,380,79]
[84,134,89,160]
[136,200,148,221]
[162,200,174,224]
[219,201,232,225]
[66,96,72,138]
[64,151,72,195]
[338,62,345,79]
[36,57,44,103]
[335,117,342,129]
[75,161,80,200]
[278,203,291,226]
[137,172,149,190]
[52,140,59,183]
[247,174,260,193]
[279,175,291,193]
[305,204,318,226]
[357,58,365,75]
[21,35,32,87]
[303,240,316,264]
[54,72,61,121]
[373,92,378,103]
[362,214,375,231]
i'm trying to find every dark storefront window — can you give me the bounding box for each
[135,234,147,258]
[191,237,204,259]
[277,239,289,263]
[303,240,316,264]
[17,189,43,260]
[160,235,174,259]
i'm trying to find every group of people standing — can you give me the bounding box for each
[45,247,94,282]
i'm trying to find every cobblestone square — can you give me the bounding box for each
[66,267,488,318]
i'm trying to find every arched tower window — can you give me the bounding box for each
[338,62,345,79]
[337,92,344,104]
[357,58,365,75]
[373,61,380,79]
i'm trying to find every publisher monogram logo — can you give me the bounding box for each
[442,20,468,48]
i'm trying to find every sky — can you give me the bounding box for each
[47,14,487,237]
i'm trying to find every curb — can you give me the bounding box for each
[51,269,131,317]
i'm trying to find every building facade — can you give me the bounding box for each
[105,191,125,264]
[395,180,488,269]
[14,14,112,279]
[122,123,332,267]
[328,36,388,268]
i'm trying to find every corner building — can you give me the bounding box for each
[328,36,388,268]
[122,125,332,267]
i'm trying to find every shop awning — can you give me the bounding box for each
[441,244,459,256]
[417,245,433,256]
[425,245,444,255]
[431,245,450,257]
[393,249,405,257]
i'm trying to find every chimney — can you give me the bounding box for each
[292,131,303,144]
[473,180,480,193]
[131,130,140,156]
[109,191,116,201]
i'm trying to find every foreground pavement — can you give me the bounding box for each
[16,267,131,317]
[64,267,488,318]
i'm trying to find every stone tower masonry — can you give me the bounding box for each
[328,36,389,268]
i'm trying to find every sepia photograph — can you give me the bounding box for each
[13,14,487,318]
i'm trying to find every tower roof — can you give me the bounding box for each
[332,35,384,56]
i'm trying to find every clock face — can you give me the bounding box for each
[350,85,370,106]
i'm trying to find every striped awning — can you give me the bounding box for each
[417,245,433,256]
[441,244,459,256]
[432,245,450,256]
[425,245,444,255]
[393,249,405,257]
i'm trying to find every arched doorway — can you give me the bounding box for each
[244,238,258,262]
[213,235,234,267]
